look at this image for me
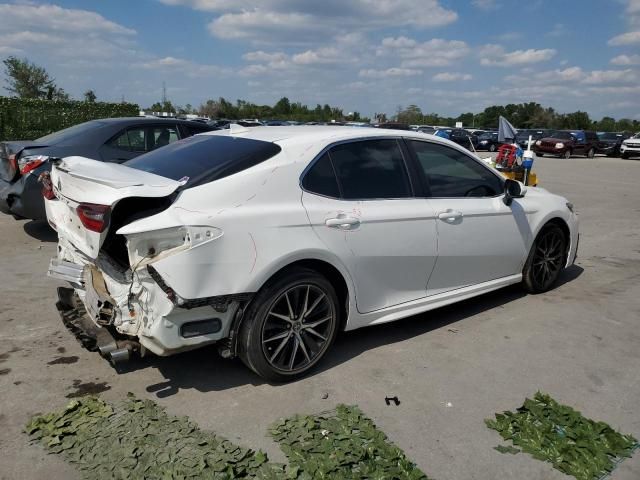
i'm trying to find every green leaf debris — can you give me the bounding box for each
[486,392,639,480]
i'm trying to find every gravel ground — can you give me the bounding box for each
[1,154,639,479]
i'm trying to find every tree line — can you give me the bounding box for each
[3,56,638,131]
[393,103,639,132]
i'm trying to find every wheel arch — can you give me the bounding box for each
[534,216,571,263]
[227,255,353,358]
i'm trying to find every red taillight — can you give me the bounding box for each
[76,203,110,233]
[19,158,45,175]
[39,172,56,200]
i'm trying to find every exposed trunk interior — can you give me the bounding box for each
[100,195,177,271]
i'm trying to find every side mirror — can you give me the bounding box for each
[503,179,526,206]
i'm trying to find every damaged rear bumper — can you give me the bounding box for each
[48,245,251,359]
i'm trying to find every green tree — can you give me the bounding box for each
[2,56,66,99]
[396,104,423,124]
[84,90,97,103]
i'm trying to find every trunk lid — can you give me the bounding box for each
[47,156,182,259]
[0,141,49,182]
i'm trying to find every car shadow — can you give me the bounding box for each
[138,265,583,397]
[23,220,57,242]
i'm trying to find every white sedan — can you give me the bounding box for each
[45,126,579,381]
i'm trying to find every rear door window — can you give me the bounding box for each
[327,139,412,199]
[107,125,179,153]
[301,153,340,198]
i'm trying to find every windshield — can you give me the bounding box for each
[37,120,105,144]
[632,133,640,139]
[549,131,573,140]
[125,134,282,188]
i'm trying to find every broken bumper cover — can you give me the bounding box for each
[48,251,248,357]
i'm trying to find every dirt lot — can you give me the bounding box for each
[1,155,639,479]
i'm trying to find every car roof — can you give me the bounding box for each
[200,125,466,150]
[96,117,205,125]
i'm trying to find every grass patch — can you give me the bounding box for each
[270,404,429,479]
[26,396,429,479]
[486,392,638,480]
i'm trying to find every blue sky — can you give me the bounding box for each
[1,0,639,121]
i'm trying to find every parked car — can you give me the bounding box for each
[533,130,599,158]
[596,132,632,157]
[620,133,640,159]
[475,131,506,152]
[448,128,474,150]
[515,129,551,150]
[45,126,578,381]
[0,118,213,221]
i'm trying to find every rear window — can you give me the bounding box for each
[37,120,105,144]
[125,134,281,188]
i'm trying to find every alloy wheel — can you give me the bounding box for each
[261,284,335,373]
[531,229,565,290]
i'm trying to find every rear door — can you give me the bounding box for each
[301,139,438,314]
[407,140,530,295]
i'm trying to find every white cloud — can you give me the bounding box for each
[472,0,499,10]
[611,54,640,65]
[242,51,287,63]
[359,68,422,78]
[0,3,135,35]
[379,37,470,67]
[292,47,342,65]
[504,66,638,86]
[582,69,638,84]
[432,72,472,82]
[162,0,457,44]
[480,44,556,66]
[608,30,640,45]
[140,56,230,77]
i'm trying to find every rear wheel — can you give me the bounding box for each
[239,268,339,382]
[522,224,567,293]
[563,149,572,159]
[489,144,497,152]
[586,148,595,158]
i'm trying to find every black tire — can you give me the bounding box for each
[563,149,572,159]
[537,152,544,157]
[621,152,629,159]
[522,224,567,293]
[586,148,595,158]
[489,143,497,152]
[238,268,340,382]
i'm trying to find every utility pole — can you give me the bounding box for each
[162,82,167,104]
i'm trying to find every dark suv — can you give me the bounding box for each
[533,130,599,159]
[596,132,632,157]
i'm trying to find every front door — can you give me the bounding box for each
[407,139,530,295]
[301,139,438,313]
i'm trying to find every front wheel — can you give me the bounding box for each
[239,268,340,382]
[489,144,497,152]
[537,152,544,157]
[621,152,629,159]
[563,150,572,159]
[522,224,567,293]
[586,148,595,158]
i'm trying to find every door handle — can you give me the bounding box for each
[325,216,360,229]
[438,210,463,223]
